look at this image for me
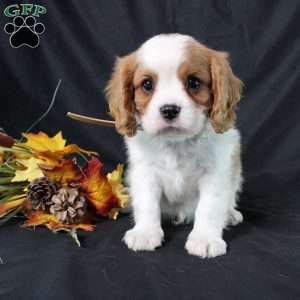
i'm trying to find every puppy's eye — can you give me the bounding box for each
[187,75,201,91]
[141,79,153,93]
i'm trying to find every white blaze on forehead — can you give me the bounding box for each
[137,34,193,73]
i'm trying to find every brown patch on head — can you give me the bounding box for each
[180,39,243,133]
[105,52,158,136]
[178,41,212,108]
[133,68,157,115]
[105,52,137,137]
[209,50,243,133]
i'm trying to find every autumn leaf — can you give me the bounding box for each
[47,221,95,232]
[44,159,82,185]
[12,157,44,182]
[16,132,97,166]
[107,164,129,219]
[22,131,66,152]
[23,211,95,232]
[107,164,128,207]
[80,157,119,217]
[42,144,97,159]
[11,145,32,160]
[0,197,26,217]
[24,211,58,226]
[0,152,3,165]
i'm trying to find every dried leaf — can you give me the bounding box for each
[12,157,44,182]
[81,157,118,217]
[107,164,129,209]
[47,221,95,232]
[22,131,66,152]
[44,159,82,185]
[0,152,3,165]
[42,144,97,159]
[23,211,95,232]
[23,211,57,225]
[17,132,97,164]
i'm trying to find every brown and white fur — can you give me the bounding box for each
[105,34,243,258]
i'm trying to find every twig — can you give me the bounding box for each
[67,112,115,127]
[18,79,62,142]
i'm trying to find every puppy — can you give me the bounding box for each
[105,34,243,258]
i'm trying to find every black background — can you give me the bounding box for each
[0,1,299,299]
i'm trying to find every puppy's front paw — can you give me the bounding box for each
[123,226,164,251]
[185,233,227,258]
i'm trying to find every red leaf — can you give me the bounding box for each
[80,157,119,217]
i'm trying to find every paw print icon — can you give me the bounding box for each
[4,16,45,48]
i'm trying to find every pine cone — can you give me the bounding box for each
[27,177,58,211]
[50,188,86,224]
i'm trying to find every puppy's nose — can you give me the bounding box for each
[160,104,181,121]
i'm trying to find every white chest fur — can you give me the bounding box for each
[155,140,208,203]
[126,131,214,205]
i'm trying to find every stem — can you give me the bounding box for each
[0,206,23,227]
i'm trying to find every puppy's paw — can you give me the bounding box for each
[228,209,243,226]
[185,233,227,258]
[123,226,164,251]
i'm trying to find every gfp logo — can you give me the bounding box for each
[3,4,47,48]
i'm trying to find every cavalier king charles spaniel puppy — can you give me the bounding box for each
[105,34,243,258]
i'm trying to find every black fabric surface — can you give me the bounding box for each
[0,1,300,299]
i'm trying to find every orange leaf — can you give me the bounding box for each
[0,198,26,217]
[47,221,95,232]
[23,211,95,232]
[81,157,119,217]
[43,159,82,185]
[24,211,58,226]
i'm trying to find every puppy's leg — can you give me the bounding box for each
[185,149,238,258]
[228,146,243,227]
[123,165,163,251]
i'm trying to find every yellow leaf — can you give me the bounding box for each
[15,132,97,167]
[12,157,44,182]
[21,131,66,152]
[108,208,119,220]
[107,164,129,209]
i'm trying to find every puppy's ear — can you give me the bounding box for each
[209,51,243,133]
[105,53,137,137]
